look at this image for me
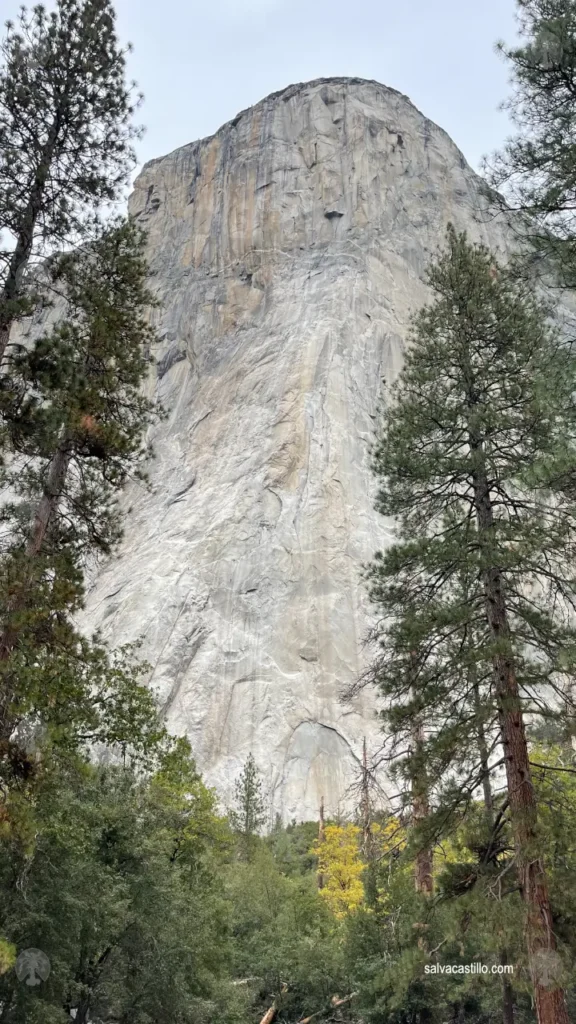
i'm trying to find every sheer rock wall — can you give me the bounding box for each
[79,78,511,822]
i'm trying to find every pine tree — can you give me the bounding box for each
[229,753,266,859]
[368,226,576,1024]
[4,217,156,560]
[488,0,576,285]
[0,0,141,359]
[0,217,159,778]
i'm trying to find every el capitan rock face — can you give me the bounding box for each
[79,78,512,822]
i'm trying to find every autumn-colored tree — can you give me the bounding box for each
[312,823,365,919]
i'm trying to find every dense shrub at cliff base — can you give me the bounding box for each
[1,733,575,1021]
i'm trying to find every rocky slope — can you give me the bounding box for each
[79,77,512,822]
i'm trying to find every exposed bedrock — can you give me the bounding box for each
[79,77,513,822]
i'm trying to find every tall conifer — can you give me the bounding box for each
[368,226,576,1024]
[0,218,159,776]
[0,0,140,359]
[489,0,576,285]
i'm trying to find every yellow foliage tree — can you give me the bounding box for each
[312,823,365,919]
[0,939,15,976]
[370,816,406,857]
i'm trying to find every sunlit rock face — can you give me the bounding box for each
[79,78,512,822]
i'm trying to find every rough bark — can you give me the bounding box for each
[413,795,433,896]
[0,126,60,365]
[63,944,116,1024]
[472,669,494,818]
[472,462,569,1024]
[25,437,72,559]
[260,984,288,1024]
[0,991,14,1023]
[411,715,433,979]
[501,950,516,1024]
[0,434,71,658]
[477,729,515,1024]
[360,736,374,859]
[71,997,91,1024]
[412,720,433,897]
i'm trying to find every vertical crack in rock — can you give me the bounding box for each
[77,77,515,823]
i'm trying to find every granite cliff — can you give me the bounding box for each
[79,78,513,822]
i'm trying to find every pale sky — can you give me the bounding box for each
[113,0,520,177]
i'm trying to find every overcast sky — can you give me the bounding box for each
[113,0,520,178]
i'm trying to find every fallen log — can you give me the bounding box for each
[260,1005,277,1024]
[260,982,288,1024]
[297,991,359,1023]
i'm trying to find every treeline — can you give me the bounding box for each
[0,1,576,1024]
[2,736,576,1023]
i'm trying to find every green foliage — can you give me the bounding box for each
[0,216,161,786]
[340,754,576,1024]
[344,832,532,1024]
[532,748,576,961]
[0,743,233,1024]
[4,217,158,555]
[366,226,576,814]
[224,843,350,1023]
[363,227,576,1017]
[0,749,361,1024]
[489,0,576,284]
[0,636,164,793]
[0,0,141,343]
[266,819,319,877]
[229,752,266,859]
[3,737,573,1024]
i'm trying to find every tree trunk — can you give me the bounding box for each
[317,796,325,890]
[297,993,358,1024]
[411,715,433,978]
[0,436,72,740]
[0,991,14,1022]
[472,669,494,818]
[360,736,374,859]
[72,996,91,1024]
[501,950,515,1024]
[0,129,59,364]
[0,434,71,658]
[413,794,433,896]
[25,438,72,560]
[472,465,569,1024]
[412,721,433,897]
[476,722,515,1024]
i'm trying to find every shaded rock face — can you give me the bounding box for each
[80,78,511,822]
